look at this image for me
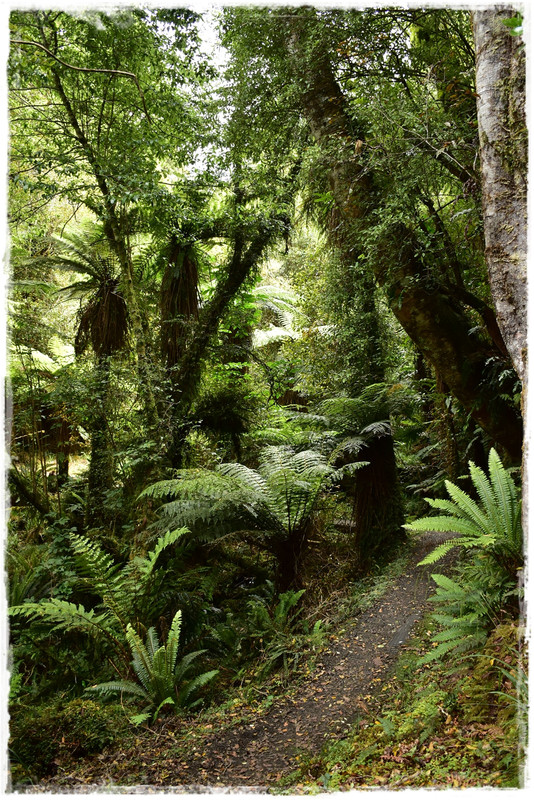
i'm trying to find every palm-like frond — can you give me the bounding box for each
[37,228,130,357]
[409,449,522,575]
[140,444,367,588]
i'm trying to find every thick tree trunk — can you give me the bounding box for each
[285,10,523,462]
[352,432,406,564]
[473,8,527,384]
[473,6,528,612]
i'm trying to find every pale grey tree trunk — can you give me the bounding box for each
[473,6,527,635]
[473,7,527,384]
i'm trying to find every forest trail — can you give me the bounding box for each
[165,530,453,788]
[21,531,455,793]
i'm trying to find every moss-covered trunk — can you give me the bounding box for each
[473,8,527,385]
[286,10,523,462]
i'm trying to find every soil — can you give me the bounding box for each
[16,531,457,794]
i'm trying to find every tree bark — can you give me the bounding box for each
[473,6,528,613]
[167,216,289,467]
[352,432,406,564]
[473,7,527,384]
[285,10,523,462]
[86,355,114,527]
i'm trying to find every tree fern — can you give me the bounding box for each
[140,444,362,589]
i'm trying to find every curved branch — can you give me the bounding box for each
[10,38,152,123]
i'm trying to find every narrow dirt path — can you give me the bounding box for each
[19,531,457,793]
[162,530,453,787]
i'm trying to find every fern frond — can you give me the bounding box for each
[9,599,114,638]
[444,481,492,534]
[126,624,153,693]
[419,633,486,664]
[69,534,130,627]
[488,449,515,533]
[138,528,187,583]
[145,627,161,660]
[176,670,219,706]
[218,462,268,495]
[430,573,463,592]
[405,516,484,537]
[164,611,182,677]
[138,479,187,501]
[174,649,207,681]
[468,462,500,531]
[87,680,148,699]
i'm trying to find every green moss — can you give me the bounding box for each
[9,697,126,783]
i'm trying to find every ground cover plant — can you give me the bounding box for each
[6,3,526,791]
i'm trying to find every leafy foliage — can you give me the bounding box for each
[407,448,523,578]
[9,698,125,781]
[246,585,326,679]
[9,528,187,667]
[419,574,488,664]
[140,444,365,588]
[88,610,218,722]
[408,449,523,665]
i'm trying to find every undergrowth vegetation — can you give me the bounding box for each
[6,3,525,791]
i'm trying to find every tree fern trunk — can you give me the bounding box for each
[273,529,309,592]
[352,432,405,564]
[86,355,113,527]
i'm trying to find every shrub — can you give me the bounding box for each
[407,449,523,664]
[406,448,523,580]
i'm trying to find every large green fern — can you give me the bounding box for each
[408,449,523,665]
[139,445,364,589]
[9,528,187,669]
[419,574,488,664]
[406,448,522,577]
[88,610,218,720]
